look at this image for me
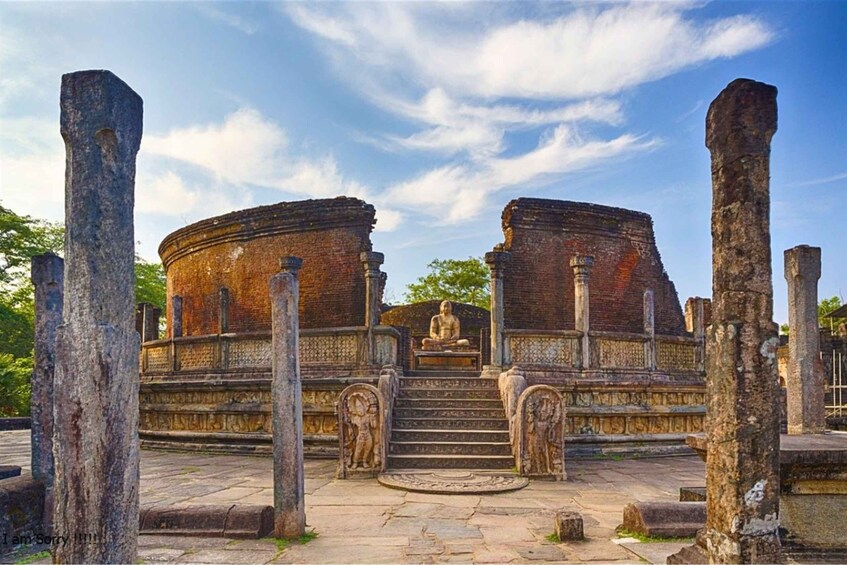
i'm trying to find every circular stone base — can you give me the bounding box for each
[378,471,529,494]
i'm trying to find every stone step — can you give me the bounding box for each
[391,428,510,443]
[392,417,509,431]
[404,370,484,378]
[387,454,514,470]
[394,407,506,420]
[389,441,512,456]
[398,387,501,400]
[400,377,497,390]
[395,398,503,409]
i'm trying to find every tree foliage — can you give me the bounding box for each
[0,203,168,416]
[780,295,844,335]
[404,257,490,310]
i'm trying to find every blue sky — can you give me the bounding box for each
[1,1,844,326]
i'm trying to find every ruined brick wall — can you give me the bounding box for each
[159,197,376,335]
[500,199,685,335]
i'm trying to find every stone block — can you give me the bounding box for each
[622,501,705,538]
[554,510,584,541]
[0,477,45,556]
[678,486,706,502]
[139,505,274,539]
[0,466,21,481]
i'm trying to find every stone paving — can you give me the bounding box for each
[1,430,705,563]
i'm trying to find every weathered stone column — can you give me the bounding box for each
[643,289,656,370]
[360,251,384,366]
[219,287,230,334]
[271,256,306,538]
[784,245,825,434]
[484,250,510,375]
[30,253,63,533]
[704,78,781,563]
[171,295,183,338]
[136,302,158,342]
[53,70,142,564]
[570,256,594,369]
[685,297,711,372]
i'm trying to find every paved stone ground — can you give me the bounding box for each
[1,430,705,563]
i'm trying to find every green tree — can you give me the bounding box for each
[819,295,845,331]
[135,256,167,312]
[780,295,844,335]
[404,257,490,310]
[0,354,33,417]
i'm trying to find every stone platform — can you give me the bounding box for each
[687,432,847,549]
[413,351,481,371]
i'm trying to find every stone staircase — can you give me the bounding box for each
[387,370,514,470]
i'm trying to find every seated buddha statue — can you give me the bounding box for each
[421,300,470,351]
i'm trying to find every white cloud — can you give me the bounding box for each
[285,3,774,100]
[387,126,658,223]
[0,117,65,221]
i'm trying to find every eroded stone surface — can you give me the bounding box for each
[702,78,781,563]
[53,69,142,564]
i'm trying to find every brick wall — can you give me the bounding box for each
[160,198,376,335]
[499,199,686,335]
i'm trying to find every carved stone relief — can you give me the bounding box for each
[337,383,385,478]
[516,385,566,480]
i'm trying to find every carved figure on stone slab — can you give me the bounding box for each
[516,385,566,480]
[337,383,385,478]
[421,300,470,351]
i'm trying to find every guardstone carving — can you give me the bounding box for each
[337,383,386,478]
[515,385,566,480]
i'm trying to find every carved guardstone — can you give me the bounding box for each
[53,70,142,564]
[337,383,386,479]
[515,385,566,480]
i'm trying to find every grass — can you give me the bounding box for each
[180,466,201,474]
[615,526,692,543]
[15,550,51,565]
[263,530,318,556]
[545,533,560,543]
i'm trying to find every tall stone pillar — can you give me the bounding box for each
[270,257,306,538]
[704,78,781,563]
[53,70,142,564]
[136,302,158,342]
[643,289,656,370]
[784,245,825,434]
[171,295,183,338]
[484,250,510,376]
[30,253,63,533]
[219,287,230,334]
[360,251,384,366]
[570,256,594,369]
[685,297,711,372]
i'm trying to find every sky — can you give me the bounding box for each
[1,1,844,327]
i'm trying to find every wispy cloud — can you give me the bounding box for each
[784,172,847,188]
[194,4,259,35]
[283,2,773,223]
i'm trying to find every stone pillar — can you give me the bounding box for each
[136,302,158,342]
[219,287,230,334]
[685,297,711,372]
[360,251,384,366]
[643,289,656,370]
[30,253,63,533]
[784,245,825,434]
[704,78,781,563]
[171,295,183,338]
[484,250,510,374]
[270,256,306,539]
[53,70,142,564]
[570,256,594,369]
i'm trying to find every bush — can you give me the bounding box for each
[0,353,32,417]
